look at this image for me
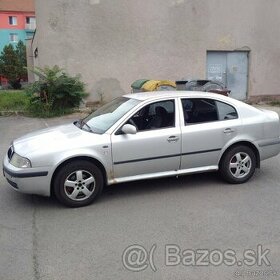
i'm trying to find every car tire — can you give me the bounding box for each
[220,145,256,184]
[54,160,104,207]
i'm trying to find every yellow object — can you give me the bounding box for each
[141,80,176,91]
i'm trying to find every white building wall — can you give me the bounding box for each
[34,0,280,102]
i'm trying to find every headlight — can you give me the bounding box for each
[10,153,32,168]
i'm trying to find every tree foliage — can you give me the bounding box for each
[25,65,88,116]
[0,41,27,89]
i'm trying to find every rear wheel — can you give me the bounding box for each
[220,145,256,184]
[54,160,103,207]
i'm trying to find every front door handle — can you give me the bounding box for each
[224,128,235,134]
[167,136,179,143]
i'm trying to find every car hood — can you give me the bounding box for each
[13,123,102,156]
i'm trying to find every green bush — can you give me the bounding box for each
[25,66,88,116]
[269,101,280,107]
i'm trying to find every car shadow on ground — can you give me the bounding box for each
[22,171,226,209]
[10,168,266,210]
[103,172,222,197]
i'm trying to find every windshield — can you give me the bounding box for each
[82,97,141,134]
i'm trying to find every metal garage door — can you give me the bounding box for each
[207,51,249,100]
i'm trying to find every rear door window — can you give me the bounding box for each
[181,98,238,124]
[181,99,218,124]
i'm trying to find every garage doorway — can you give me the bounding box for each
[207,51,249,100]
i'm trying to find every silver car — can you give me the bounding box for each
[3,91,280,207]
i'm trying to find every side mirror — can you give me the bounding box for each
[121,124,137,135]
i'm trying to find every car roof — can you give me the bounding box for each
[124,91,241,105]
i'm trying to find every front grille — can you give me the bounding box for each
[7,146,14,161]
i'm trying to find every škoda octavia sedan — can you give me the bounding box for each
[3,91,280,207]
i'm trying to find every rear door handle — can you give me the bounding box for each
[167,136,179,143]
[224,128,235,134]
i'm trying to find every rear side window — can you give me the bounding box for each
[181,98,238,124]
[215,101,238,120]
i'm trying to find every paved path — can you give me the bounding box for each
[1,109,280,280]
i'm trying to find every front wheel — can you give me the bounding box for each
[220,145,256,184]
[54,160,103,207]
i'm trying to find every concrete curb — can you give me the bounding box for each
[0,111,26,116]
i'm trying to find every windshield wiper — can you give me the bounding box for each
[77,119,93,133]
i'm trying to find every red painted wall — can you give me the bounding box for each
[0,11,35,30]
[0,77,8,86]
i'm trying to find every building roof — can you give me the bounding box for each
[0,0,35,12]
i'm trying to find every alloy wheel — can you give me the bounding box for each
[229,152,252,179]
[64,170,96,201]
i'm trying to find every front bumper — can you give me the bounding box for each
[3,154,52,197]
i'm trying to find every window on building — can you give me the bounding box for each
[9,33,18,43]
[26,32,34,39]
[26,17,36,29]
[9,16,17,25]
[26,17,35,24]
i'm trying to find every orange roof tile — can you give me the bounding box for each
[0,0,35,13]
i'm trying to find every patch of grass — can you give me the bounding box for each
[0,90,75,117]
[269,101,280,106]
[0,90,29,111]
